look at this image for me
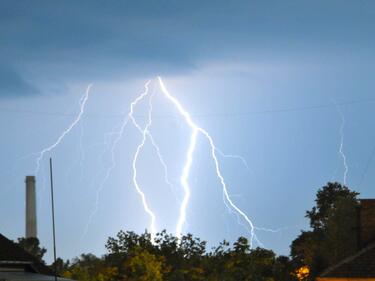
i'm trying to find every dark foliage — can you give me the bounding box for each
[290,182,359,280]
[61,231,295,281]
[16,237,47,263]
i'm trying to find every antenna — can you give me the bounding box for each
[49,158,58,281]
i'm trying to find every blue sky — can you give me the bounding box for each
[1,0,375,263]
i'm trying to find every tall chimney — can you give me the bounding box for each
[25,176,37,238]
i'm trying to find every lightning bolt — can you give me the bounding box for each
[157,77,256,246]
[254,226,296,233]
[83,81,152,237]
[216,148,251,172]
[34,84,92,175]
[148,135,177,199]
[82,117,131,238]
[84,81,180,239]
[128,92,177,202]
[80,78,278,246]
[129,81,157,240]
[335,103,349,185]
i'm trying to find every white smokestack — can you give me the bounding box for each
[25,176,37,238]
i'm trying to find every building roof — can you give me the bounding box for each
[0,272,72,281]
[0,234,53,276]
[319,241,375,278]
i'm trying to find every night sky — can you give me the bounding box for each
[1,1,375,263]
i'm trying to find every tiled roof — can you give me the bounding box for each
[319,241,375,278]
[0,234,53,276]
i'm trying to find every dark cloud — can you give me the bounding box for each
[0,65,38,97]
[0,0,374,93]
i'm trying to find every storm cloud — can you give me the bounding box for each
[0,65,38,97]
[0,0,374,96]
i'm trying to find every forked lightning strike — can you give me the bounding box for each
[84,81,153,237]
[128,91,176,202]
[84,80,179,239]
[158,77,256,246]
[130,82,157,240]
[34,85,92,175]
[76,78,276,245]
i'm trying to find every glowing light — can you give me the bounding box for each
[295,266,310,281]
[158,77,256,246]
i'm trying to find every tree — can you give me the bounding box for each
[51,257,70,275]
[17,237,46,262]
[273,256,296,281]
[63,253,118,281]
[247,248,276,281]
[224,237,252,281]
[105,230,208,281]
[63,229,295,281]
[290,230,326,278]
[204,240,231,281]
[306,182,359,231]
[123,247,167,281]
[291,182,359,280]
[63,266,90,281]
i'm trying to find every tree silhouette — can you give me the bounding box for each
[291,182,359,280]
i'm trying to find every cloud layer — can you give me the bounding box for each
[1,0,374,96]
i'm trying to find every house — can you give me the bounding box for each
[0,233,73,281]
[317,199,375,281]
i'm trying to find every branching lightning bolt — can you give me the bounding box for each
[83,82,153,237]
[84,81,180,238]
[216,148,251,171]
[77,78,281,246]
[128,100,176,200]
[34,85,92,175]
[151,138,177,199]
[157,77,256,246]
[129,82,157,240]
[82,116,131,237]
